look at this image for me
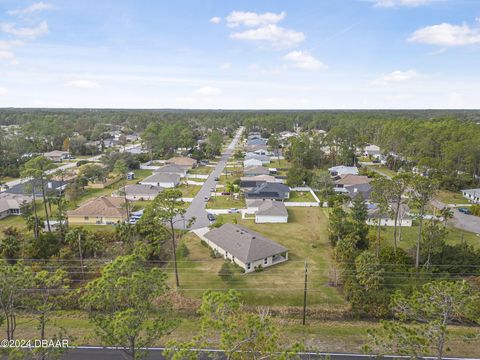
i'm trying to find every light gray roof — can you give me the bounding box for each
[123,184,164,196]
[256,200,288,217]
[0,193,32,213]
[243,165,270,176]
[141,173,181,184]
[204,223,287,263]
[153,164,187,174]
[462,188,480,196]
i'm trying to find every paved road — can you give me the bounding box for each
[176,127,244,230]
[59,347,479,360]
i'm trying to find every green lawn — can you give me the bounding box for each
[436,190,469,205]
[206,195,245,209]
[287,191,316,202]
[9,311,480,356]
[132,169,153,181]
[188,166,213,175]
[217,174,241,186]
[178,184,202,198]
[371,224,480,250]
[172,208,345,307]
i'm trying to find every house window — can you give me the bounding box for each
[264,258,268,265]
[247,263,251,270]
[84,216,89,220]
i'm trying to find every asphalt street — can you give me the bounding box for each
[175,126,244,230]
[57,347,479,360]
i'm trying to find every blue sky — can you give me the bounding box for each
[0,0,479,109]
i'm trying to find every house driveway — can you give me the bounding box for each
[174,127,244,230]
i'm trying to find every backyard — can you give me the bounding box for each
[171,207,345,307]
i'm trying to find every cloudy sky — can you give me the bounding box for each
[0,0,479,109]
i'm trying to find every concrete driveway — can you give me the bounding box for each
[175,127,244,230]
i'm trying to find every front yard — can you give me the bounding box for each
[206,195,245,209]
[177,184,202,198]
[188,166,213,175]
[436,190,469,205]
[172,207,344,307]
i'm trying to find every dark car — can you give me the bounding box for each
[221,192,231,196]
[214,177,220,181]
[207,213,216,221]
[458,207,471,215]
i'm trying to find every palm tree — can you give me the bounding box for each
[0,227,21,264]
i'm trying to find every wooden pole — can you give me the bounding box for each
[302,261,308,325]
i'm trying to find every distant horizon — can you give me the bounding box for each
[1,107,480,111]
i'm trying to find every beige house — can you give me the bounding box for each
[0,193,32,220]
[202,224,288,273]
[43,150,70,162]
[67,196,127,225]
[166,156,197,169]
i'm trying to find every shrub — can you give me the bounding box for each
[176,242,189,258]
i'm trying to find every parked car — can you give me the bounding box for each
[204,196,210,201]
[228,208,240,214]
[207,213,216,221]
[214,177,219,181]
[458,207,471,215]
[221,192,231,196]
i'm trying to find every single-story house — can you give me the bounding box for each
[245,182,290,201]
[243,158,263,168]
[166,156,197,169]
[154,164,188,177]
[0,193,32,219]
[67,196,127,225]
[140,173,181,188]
[244,153,271,164]
[43,150,70,162]
[246,137,268,146]
[344,183,372,201]
[245,144,269,153]
[366,203,412,227]
[6,180,68,197]
[239,175,280,189]
[253,148,273,156]
[245,199,288,224]
[334,174,371,189]
[461,188,480,204]
[202,223,288,272]
[243,165,270,177]
[121,184,164,201]
[329,165,359,177]
[363,144,381,158]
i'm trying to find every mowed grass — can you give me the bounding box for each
[287,191,316,202]
[436,189,469,205]
[177,184,202,198]
[172,208,345,307]
[371,224,480,250]
[206,195,245,209]
[189,166,213,175]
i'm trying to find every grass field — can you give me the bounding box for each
[371,224,480,250]
[171,208,344,307]
[368,165,397,178]
[9,311,480,356]
[205,195,245,209]
[287,191,316,202]
[436,190,469,205]
[178,184,202,198]
[188,166,213,175]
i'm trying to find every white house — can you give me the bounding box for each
[121,184,164,201]
[461,188,480,204]
[140,173,180,188]
[329,165,359,177]
[245,199,288,224]
[363,144,381,158]
[0,193,32,220]
[366,203,413,227]
[243,158,263,167]
[202,224,288,273]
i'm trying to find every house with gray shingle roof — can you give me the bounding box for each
[245,199,288,223]
[202,223,288,272]
[243,165,270,177]
[121,184,164,201]
[245,182,290,201]
[139,173,181,188]
[153,164,188,177]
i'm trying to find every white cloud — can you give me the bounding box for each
[372,69,421,85]
[210,16,221,24]
[65,79,100,89]
[408,22,480,46]
[283,51,327,71]
[193,86,222,96]
[0,50,15,60]
[226,11,286,28]
[231,24,305,49]
[8,2,53,16]
[220,62,231,70]
[1,20,49,39]
[0,87,6,96]
[374,0,440,7]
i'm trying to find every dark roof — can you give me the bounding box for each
[6,180,67,197]
[204,223,287,263]
[245,182,290,200]
[344,183,372,200]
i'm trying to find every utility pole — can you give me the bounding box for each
[302,261,308,326]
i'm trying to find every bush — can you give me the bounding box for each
[76,160,90,167]
[176,242,189,258]
[219,261,235,281]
